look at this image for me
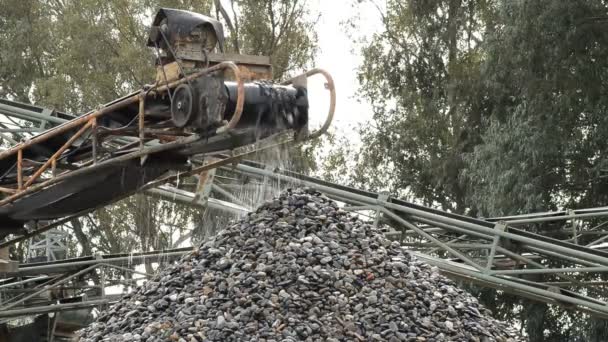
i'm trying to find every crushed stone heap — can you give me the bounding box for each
[80,188,523,342]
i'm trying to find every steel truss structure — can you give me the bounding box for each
[1,98,608,336]
[225,161,608,319]
[0,248,190,340]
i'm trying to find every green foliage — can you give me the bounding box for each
[345,0,608,340]
[0,0,154,112]
[347,0,493,212]
[0,0,317,112]
[229,0,318,80]
[463,0,608,217]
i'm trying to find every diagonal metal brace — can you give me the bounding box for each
[485,222,506,273]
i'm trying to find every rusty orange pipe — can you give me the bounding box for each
[0,187,16,194]
[24,120,93,188]
[281,68,336,140]
[17,149,22,190]
[214,62,244,133]
[0,97,139,162]
[0,61,244,162]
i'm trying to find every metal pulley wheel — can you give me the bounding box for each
[171,84,196,128]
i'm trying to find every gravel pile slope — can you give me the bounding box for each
[80,188,523,342]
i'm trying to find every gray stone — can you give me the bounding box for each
[79,188,524,342]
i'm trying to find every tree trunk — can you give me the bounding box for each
[71,218,92,257]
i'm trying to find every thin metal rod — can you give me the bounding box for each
[0,299,109,319]
[0,186,16,194]
[491,266,608,275]
[17,149,22,190]
[138,93,146,165]
[0,103,67,125]
[91,117,98,164]
[0,128,43,133]
[428,234,469,254]
[1,264,99,311]
[524,246,601,267]
[414,253,608,316]
[281,68,336,140]
[48,313,58,342]
[16,250,188,275]
[496,246,580,285]
[24,120,93,188]
[542,281,608,286]
[99,263,153,278]
[0,276,51,290]
[343,205,379,211]
[401,243,491,249]
[381,209,483,270]
[506,211,608,224]
[490,207,608,223]
[587,233,608,247]
[147,185,249,214]
[0,132,18,144]
[485,223,505,272]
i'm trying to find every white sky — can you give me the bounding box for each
[306,0,381,138]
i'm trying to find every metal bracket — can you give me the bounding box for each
[485,222,506,273]
[374,192,390,228]
[39,108,54,130]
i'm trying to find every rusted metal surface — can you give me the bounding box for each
[91,118,98,164]
[0,61,242,163]
[24,120,93,188]
[17,149,22,190]
[282,68,336,139]
[0,187,16,194]
[208,53,273,81]
[214,62,244,133]
[0,134,199,208]
[138,92,146,165]
[0,96,139,162]
[0,61,244,196]
[0,58,333,236]
[142,130,297,191]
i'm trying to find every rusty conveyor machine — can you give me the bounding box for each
[0,8,335,237]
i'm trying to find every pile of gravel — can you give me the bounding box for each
[80,188,523,342]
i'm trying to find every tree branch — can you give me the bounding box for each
[214,0,239,53]
[70,218,93,257]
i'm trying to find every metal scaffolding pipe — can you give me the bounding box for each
[506,211,608,225]
[16,250,188,275]
[413,253,608,316]
[0,103,67,125]
[0,299,109,319]
[147,185,250,215]
[491,266,608,275]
